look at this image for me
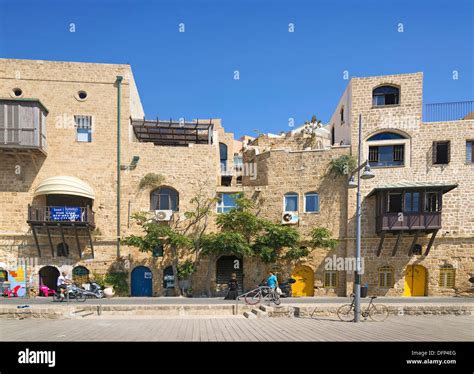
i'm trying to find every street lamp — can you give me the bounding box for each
[348,114,376,322]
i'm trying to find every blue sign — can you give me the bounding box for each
[50,207,81,222]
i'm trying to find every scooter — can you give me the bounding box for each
[81,282,104,299]
[279,278,296,298]
[53,284,87,302]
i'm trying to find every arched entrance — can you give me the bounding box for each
[216,256,243,293]
[72,266,90,285]
[39,266,60,291]
[163,266,175,296]
[291,265,314,297]
[403,265,427,296]
[131,266,153,297]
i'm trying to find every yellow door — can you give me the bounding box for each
[403,265,426,296]
[291,265,314,297]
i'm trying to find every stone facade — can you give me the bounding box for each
[0,60,472,298]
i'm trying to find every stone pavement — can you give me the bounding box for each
[0,315,472,341]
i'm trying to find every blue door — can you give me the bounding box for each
[131,266,153,296]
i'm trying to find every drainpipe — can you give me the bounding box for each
[116,76,123,258]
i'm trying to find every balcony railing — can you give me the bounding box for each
[376,212,441,233]
[423,100,474,122]
[27,205,95,227]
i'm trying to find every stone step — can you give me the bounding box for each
[243,311,257,319]
[251,308,268,318]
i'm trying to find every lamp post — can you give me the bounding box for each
[348,114,375,322]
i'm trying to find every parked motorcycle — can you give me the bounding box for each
[53,284,86,302]
[279,278,296,298]
[81,282,104,299]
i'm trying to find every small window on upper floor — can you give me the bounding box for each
[75,115,92,142]
[433,141,450,165]
[150,187,179,211]
[284,192,298,212]
[372,85,400,106]
[340,106,344,123]
[466,141,473,164]
[304,192,320,213]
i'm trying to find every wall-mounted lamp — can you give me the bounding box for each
[120,156,140,170]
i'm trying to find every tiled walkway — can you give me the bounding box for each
[1,315,472,341]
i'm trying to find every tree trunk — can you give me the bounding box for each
[205,255,215,297]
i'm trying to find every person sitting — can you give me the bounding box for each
[224,273,239,300]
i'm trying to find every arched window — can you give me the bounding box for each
[304,192,320,213]
[378,266,394,288]
[72,266,90,285]
[284,192,298,212]
[324,270,338,288]
[57,242,69,257]
[373,85,400,106]
[367,132,406,141]
[439,265,455,288]
[150,187,179,211]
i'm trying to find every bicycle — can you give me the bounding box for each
[238,286,281,306]
[336,293,389,322]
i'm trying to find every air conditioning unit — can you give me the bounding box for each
[282,212,299,225]
[155,210,173,221]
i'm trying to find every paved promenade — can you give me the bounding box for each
[0,315,472,341]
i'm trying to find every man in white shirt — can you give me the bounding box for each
[57,271,71,299]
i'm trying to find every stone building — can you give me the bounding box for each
[0,59,472,297]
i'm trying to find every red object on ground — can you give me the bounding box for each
[39,285,55,297]
[6,285,22,297]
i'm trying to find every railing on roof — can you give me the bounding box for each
[423,100,474,122]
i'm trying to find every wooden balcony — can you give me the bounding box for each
[376,212,441,234]
[0,99,48,155]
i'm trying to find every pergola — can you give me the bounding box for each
[131,118,214,146]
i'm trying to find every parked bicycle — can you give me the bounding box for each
[336,293,389,322]
[238,285,281,305]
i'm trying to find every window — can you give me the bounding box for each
[150,187,179,211]
[284,192,298,212]
[219,143,228,172]
[12,88,23,97]
[152,244,164,258]
[412,244,422,255]
[378,266,394,288]
[424,192,440,212]
[324,271,338,288]
[439,265,455,288]
[75,115,92,142]
[367,132,405,141]
[217,193,238,214]
[372,85,400,106]
[404,192,420,212]
[433,141,450,165]
[340,106,344,123]
[57,242,69,257]
[304,192,320,213]
[233,155,243,172]
[466,141,474,164]
[369,145,404,166]
[387,193,402,213]
[77,91,88,100]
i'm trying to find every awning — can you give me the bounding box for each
[33,176,95,199]
[367,182,458,198]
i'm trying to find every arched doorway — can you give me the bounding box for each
[131,266,153,297]
[216,255,243,293]
[163,266,175,296]
[403,265,427,296]
[72,266,90,285]
[291,265,314,297]
[39,266,60,291]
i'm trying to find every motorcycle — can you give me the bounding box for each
[53,284,87,302]
[81,282,104,299]
[278,278,296,298]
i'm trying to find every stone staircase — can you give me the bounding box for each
[243,304,295,319]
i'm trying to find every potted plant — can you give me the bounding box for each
[177,260,195,296]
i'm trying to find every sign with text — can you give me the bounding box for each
[50,207,81,222]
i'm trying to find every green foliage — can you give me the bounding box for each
[177,260,196,280]
[311,227,338,249]
[253,220,300,263]
[330,154,357,176]
[139,173,165,190]
[104,272,128,296]
[91,272,106,289]
[201,232,252,257]
[284,246,311,260]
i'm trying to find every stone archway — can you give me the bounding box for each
[39,266,60,291]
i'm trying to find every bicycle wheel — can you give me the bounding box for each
[272,293,281,305]
[368,304,389,322]
[75,292,87,302]
[244,290,261,305]
[337,304,355,322]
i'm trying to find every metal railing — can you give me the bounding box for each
[27,205,95,227]
[423,101,474,122]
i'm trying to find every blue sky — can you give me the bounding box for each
[1,0,473,138]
